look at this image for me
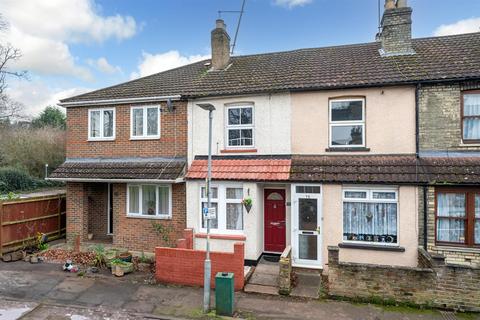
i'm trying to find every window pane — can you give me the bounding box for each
[331,100,363,121]
[226,188,243,199]
[158,186,169,215]
[228,108,240,125]
[299,234,317,260]
[241,107,253,124]
[128,186,139,213]
[344,191,367,199]
[343,202,397,243]
[90,111,101,137]
[202,202,218,229]
[299,198,317,231]
[147,107,158,136]
[201,187,218,199]
[373,192,396,200]
[142,185,156,215]
[228,129,240,146]
[463,118,480,140]
[437,193,465,217]
[132,109,144,136]
[103,110,114,137]
[331,125,363,146]
[437,218,465,243]
[464,94,480,116]
[240,129,253,146]
[227,203,243,230]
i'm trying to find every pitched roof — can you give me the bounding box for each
[49,158,186,181]
[62,32,480,104]
[186,156,291,181]
[290,155,480,185]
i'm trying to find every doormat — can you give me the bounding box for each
[263,255,280,263]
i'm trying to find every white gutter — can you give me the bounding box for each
[58,95,182,107]
[46,177,185,183]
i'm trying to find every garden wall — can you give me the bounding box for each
[155,229,245,290]
[327,246,480,312]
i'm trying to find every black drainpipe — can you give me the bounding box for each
[423,186,428,250]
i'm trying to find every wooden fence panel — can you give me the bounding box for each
[0,194,66,255]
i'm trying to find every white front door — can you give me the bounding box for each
[291,184,322,268]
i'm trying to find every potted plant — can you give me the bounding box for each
[136,252,152,272]
[119,251,132,262]
[242,197,253,213]
[111,258,134,275]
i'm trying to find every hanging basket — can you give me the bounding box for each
[243,202,252,213]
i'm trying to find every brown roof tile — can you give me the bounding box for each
[62,32,480,104]
[49,158,186,181]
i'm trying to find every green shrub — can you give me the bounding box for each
[0,167,37,193]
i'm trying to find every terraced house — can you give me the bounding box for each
[50,0,480,309]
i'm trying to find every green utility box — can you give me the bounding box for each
[215,272,235,316]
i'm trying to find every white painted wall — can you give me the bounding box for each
[187,93,291,164]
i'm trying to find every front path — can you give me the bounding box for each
[0,261,473,320]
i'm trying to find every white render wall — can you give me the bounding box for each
[187,93,291,164]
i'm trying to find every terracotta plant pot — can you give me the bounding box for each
[119,252,132,262]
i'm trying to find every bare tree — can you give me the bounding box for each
[0,14,27,120]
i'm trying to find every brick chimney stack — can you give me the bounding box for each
[211,19,231,70]
[378,0,415,56]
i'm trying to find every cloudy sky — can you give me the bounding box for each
[1,0,479,116]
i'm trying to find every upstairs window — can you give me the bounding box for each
[462,92,480,142]
[88,108,115,140]
[329,98,365,147]
[226,105,254,148]
[131,106,160,139]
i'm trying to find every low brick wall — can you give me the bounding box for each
[278,245,292,295]
[327,246,480,312]
[155,229,245,290]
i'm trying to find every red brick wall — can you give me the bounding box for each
[86,183,109,241]
[155,242,245,290]
[66,101,187,158]
[66,182,88,244]
[112,183,186,252]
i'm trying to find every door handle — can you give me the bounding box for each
[270,222,280,226]
[316,226,321,234]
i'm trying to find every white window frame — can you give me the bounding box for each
[88,108,116,141]
[225,104,255,149]
[199,183,244,234]
[342,186,399,246]
[126,184,172,219]
[329,98,365,148]
[130,105,161,140]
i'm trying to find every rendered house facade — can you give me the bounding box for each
[50,0,480,276]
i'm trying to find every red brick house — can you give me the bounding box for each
[49,100,188,251]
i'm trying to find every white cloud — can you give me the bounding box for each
[273,0,312,8]
[130,50,209,79]
[434,17,480,36]
[87,57,121,74]
[5,80,90,116]
[0,0,138,80]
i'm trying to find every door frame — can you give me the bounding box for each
[263,187,287,254]
[291,183,323,269]
[107,183,113,235]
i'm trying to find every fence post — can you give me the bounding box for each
[0,201,3,256]
[57,195,62,238]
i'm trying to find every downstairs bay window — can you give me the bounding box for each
[436,188,480,247]
[127,184,171,219]
[200,184,244,233]
[343,188,398,245]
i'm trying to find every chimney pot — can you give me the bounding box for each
[396,0,407,8]
[211,19,231,70]
[385,0,396,9]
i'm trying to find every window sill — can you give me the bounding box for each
[220,149,257,154]
[126,214,171,220]
[458,142,480,147]
[326,147,370,152]
[195,233,246,241]
[339,242,405,252]
[433,245,480,253]
[88,138,116,142]
[130,136,161,141]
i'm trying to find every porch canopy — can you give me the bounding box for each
[49,157,186,183]
[290,155,480,185]
[186,155,291,181]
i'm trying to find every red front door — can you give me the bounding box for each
[264,189,286,253]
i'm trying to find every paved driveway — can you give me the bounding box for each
[0,261,474,319]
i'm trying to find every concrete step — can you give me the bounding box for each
[244,284,279,296]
